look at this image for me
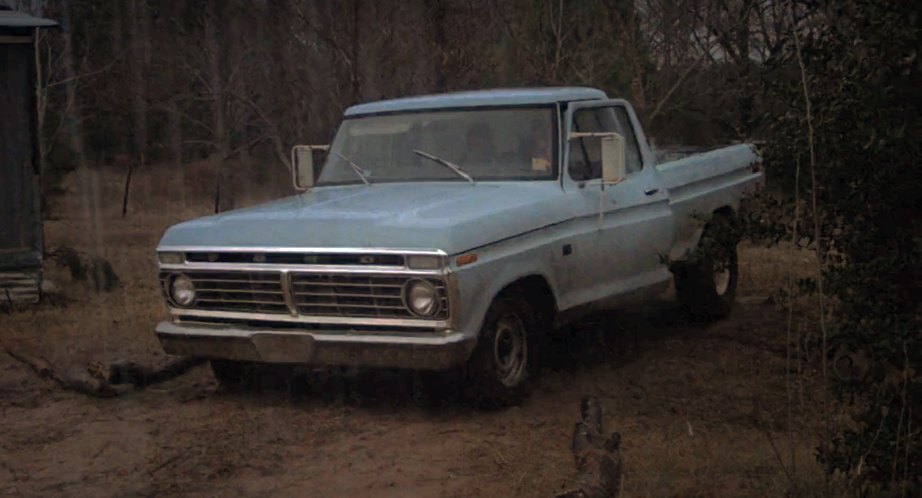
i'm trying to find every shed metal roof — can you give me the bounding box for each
[0,6,57,28]
[345,87,608,116]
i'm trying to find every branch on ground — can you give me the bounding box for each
[6,348,118,398]
[7,349,205,397]
[557,397,623,498]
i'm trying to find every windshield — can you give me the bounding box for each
[317,107,557,185]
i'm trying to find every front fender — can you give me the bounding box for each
[450,234,561,340]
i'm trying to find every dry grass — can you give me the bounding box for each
[0,180,847,497]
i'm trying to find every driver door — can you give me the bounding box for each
[558,100,674,308]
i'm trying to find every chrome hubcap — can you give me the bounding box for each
[493,313,527,386]
[714,266,731,296]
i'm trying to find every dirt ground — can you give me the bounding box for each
[1,196,833,497]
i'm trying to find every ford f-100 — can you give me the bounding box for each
[154,87,763,402]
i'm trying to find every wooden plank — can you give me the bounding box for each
[0,35,31,44]
[0,269,41,304]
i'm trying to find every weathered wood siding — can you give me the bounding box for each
[0,34,43,303]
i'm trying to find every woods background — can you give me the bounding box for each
[4,0,920,494]
[17,0,802,208]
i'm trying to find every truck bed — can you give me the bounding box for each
[652,145,710,164]
[654,143,763,259]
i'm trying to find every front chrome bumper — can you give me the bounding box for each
[155,321,475,370]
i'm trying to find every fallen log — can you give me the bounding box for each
[7,348,205,397]
[6,348,118,398]
[92,356,204,388]
[557,397,622,498]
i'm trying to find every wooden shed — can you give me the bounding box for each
[0,6,56,305]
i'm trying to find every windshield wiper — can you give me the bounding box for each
[412,149,475,185]
[333,151,371,185]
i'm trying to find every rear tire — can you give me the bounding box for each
[674,215,739,321]
[465,294,537,407]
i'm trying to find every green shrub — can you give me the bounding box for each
[759,1,920,492]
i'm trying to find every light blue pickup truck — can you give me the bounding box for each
[155,87,762,402]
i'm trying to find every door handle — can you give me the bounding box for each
[644,188,659,196]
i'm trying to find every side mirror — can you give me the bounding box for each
[291,145,328,190]
[600,134,626,184]
[568,131,626,184]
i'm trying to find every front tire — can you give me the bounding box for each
[465,294,536,407]
[674,215,739,321]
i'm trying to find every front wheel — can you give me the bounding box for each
[465,294,536,407]
[673,216,739,321]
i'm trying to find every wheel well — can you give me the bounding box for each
[704,206,736,236]
[676,206,737,271]
[690,206,734,249]
[496,275,557,322]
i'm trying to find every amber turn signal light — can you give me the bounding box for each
[456,253,478,267]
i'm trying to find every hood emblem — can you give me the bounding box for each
[253,254,267,263]
[359,255,375,264]
[207,253,219,262]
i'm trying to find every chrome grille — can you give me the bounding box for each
[160,271,288,314]
[290,274,448,319]
[183,252,405,266]
[160,270,449,320]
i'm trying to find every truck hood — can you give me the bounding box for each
[159,182,569,255]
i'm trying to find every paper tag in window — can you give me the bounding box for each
[531,157,550,171]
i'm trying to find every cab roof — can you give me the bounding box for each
[344,87,607,117]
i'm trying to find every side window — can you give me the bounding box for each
[568,106,643,181]
[613,107,642,173]
[568,107,612,181]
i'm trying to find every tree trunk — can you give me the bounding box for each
[736,0,754,136]
[31,1,46,170]
[204,2,232,213]
[349,0,363,103]
[167,101,183,166]
[122,0,150,217]
[426,0,448,91]
[60,0,103,265]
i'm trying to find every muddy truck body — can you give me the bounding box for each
[155,87,763,400]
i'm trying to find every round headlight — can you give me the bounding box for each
[170,274,196,307]
[403,279,439,317]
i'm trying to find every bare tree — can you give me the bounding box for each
[121,0,152,217]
